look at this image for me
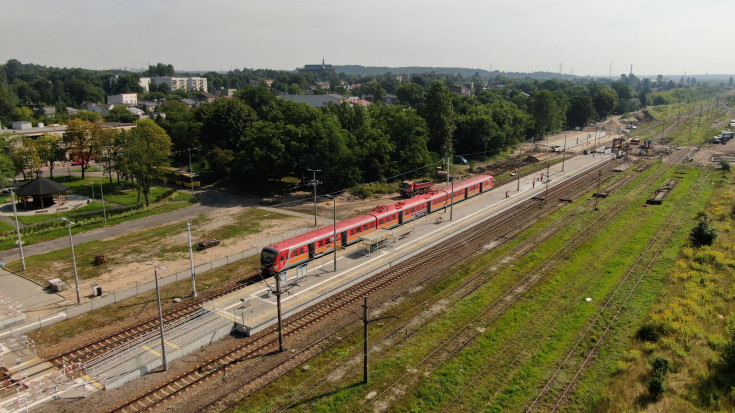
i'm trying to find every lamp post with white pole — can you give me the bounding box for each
[307,169,321,226]
[145,262,168,371]
[187,148,198,173]
[61,218,80,304]
[9,190,25,271]
[326,195,337,272]
[99,177,107,223]
[187,219,197,297]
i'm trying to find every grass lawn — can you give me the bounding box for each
[0,201,193,252]
[4,207,293,286]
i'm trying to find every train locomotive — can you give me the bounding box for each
[260,175,494,275]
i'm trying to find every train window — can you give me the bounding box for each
[291,250,297,258]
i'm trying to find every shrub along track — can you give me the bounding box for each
[526,163,712,412]
[107,158,620,412]
[351,149,692,412]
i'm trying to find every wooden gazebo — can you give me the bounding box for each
[15,177,70,209]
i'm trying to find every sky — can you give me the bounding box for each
[4,0,735,77]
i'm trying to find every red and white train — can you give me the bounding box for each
[260,175,494,275]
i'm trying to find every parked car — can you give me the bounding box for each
[453,155,469,165]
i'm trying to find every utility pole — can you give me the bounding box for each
[595,170,602,211]
[275,272,283,352]
[326,195,338,272]
[698,104,703,127]
[545,132,550,204]
[99,177,107,223]
[363,296,368,384]
[9,190,25,271]
[187,220,197,298]
[449,174,454,221]
[562,135,567,172]
[360,296,397,384]
[517,143,522,191]
[307,169,320,226]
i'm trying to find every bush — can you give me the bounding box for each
[721,317,735,372]
[647,356,671,400]
[348,182,398,199]
[690,215,718,247]
[720,159,731,172]
[636,323,661,342]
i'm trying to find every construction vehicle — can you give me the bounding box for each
[399,180,434,198]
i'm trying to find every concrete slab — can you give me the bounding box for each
[0,269,65,313]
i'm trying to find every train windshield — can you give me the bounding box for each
[261,248,276,265]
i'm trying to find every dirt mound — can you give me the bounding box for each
[635,110,654,123]
[524,155,539,163]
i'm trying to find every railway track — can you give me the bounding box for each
[267,165,628,412]
[367,155,686,411]
[47,273,262,369]
[528,161,710,412]
[110,158,620,412]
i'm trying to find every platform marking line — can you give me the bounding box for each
[142,345,161,357]
[165,340,180,350]
[216,311,237,322]
[82,374,105,390]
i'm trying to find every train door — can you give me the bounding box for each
[308,243,315,258]
[341,231,348,248]
[398,210,404,225]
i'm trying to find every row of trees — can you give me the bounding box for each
[5,118,171,206]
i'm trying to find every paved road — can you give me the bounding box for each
[0,187,261,263]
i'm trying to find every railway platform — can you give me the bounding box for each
[0,150,618,410]
[47,151,617,391]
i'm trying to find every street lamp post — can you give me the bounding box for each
[449,174,455,221]
[146,262,168,371]
[9,190,25,271]
[187,220,197,298]
[99,177,107,223]
[307,169,321,227]
[327,195,337,272]
[187,148,198,173]
[62,218,80,304]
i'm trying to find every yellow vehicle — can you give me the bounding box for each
[154,166,201,188]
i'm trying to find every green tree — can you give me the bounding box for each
[530,89,563,135]
[122,119,172,206]
[0,83,18,126]
[593,88,618,120]
[566,95,595,128]
[64,118,102,179]
[34,133,64,178]
[10,137,41,181]
[201,98,258,150]
[423,81,456,158]
[205,147,235,176]
[396,83,426,108]
[689,214,717,247]
[106,105,137,123]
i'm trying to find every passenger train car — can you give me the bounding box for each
[260,175,493,275]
